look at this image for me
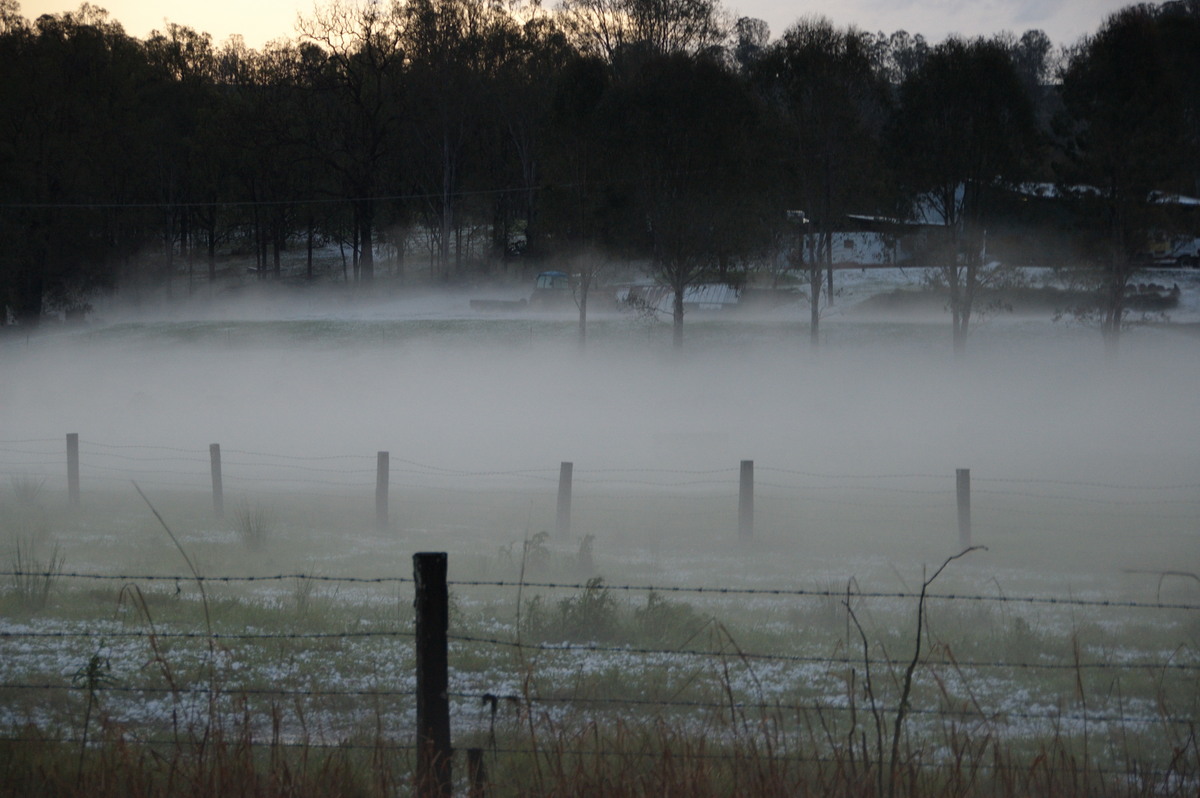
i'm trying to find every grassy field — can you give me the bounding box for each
[2,284,1199,794]
[1,474,1197,796]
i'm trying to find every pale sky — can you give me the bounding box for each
[21,0,1137,50]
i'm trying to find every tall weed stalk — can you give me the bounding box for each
[10,539,64,610]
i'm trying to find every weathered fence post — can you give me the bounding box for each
[210,443,224,518]
[467,748,488,798]
[414,552,451,798]
[956,468,971,548]
[66,433,79,506]
[376,451,390,532]
[556,461,573,538]
[738,460,754,541]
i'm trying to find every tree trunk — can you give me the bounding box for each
[164,210,176,296]
[14,268,44,327]
[359,210,374,282]
[825,230,834,308]
[440,137,454,278]
[962,256,977,334]
[524,181,538,259]
[943,221,969,359]
[253,206,265,280]
[672,286,685,350]
[181,211,193,293]
[578,274,590,349]
[258,226,268,281]
[272,220,283,278]
[809,260,821,347]
[306,216,314,281]
[952,318,968,358]
[1101,210,1128,358]
[947,260,965,358]
[207,225,217,282]
[492,195,509,262]
[1101,268,1127,358]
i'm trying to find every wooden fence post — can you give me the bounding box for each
[210,444,224,518]
[556,461,573,538]
[956,468,971,548]
[414,552,451,798]
[739,460,754,541]
[66,433,79,506]
[376,451,390,532]
[467,748,488,798]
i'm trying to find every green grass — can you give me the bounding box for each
[8,539,64,612]
[0,485,1197,795]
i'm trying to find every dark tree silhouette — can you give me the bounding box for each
[298,0,407,281]
[754,17,892,345]
[890,36,1039,357]
[600,52,770,348]
[1059,3,1200,353]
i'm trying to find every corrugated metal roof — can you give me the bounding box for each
[682,283,739,309]
[616,283,740,313]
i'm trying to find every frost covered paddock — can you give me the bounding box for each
[1,276,1198,794]
[0,464,1196,796]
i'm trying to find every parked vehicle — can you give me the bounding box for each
[1166,237,1200,268]
[1140,233,1200,267]
[469,271,577,311]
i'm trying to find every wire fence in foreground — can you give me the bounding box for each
[1,554,1198,796]
[3,437,1199,793]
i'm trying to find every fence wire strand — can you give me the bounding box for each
[3,438,1198,784]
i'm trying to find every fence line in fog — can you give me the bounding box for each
[2,434,1199,548]
[4,436,1197,498]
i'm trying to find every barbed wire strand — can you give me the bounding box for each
[2,570,1198,611]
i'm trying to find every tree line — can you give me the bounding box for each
[1,0,1198,351]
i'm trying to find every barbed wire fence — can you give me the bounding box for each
[4,434,1199,546]
[2,436,1199,793]
[2,564,1199,781]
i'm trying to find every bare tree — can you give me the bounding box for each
[601,53,768,349]
[1059,3,1200,355]
[568,249,610,348]
[891,36,1039,358]
[556,0,727,65]
[754,17,891,347]
[298,0,408,281]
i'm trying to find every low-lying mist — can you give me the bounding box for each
[5,283,1199,491]
[5,280,1197,798]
